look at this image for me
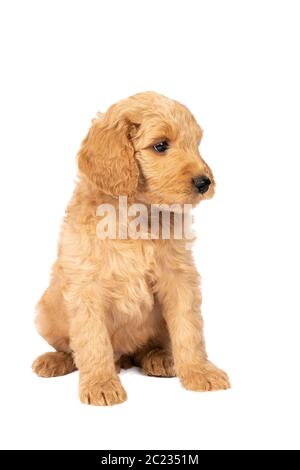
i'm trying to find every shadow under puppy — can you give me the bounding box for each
[32,91,230,405]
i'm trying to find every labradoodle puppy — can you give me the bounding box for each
[32,92,230,405]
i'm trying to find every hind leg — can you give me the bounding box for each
[134,345,176,377]
[32,351,76,377]
[133,311,176,378]
[115,355,133,373]
[32,273,75,378]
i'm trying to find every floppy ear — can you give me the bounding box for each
[78,111,139,197]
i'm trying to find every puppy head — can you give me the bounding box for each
[78,92,214,204]
[132,92,215,205]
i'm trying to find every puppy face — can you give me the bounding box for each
[78,92,214,205]
[132,94,215,205]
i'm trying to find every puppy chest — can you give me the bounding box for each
[109,272,155,318]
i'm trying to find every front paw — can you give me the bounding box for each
[180,361,230,392]
[80,377,127,406]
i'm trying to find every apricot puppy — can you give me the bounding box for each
[32,92,230,405]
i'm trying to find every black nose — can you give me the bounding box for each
[193,176,211,194]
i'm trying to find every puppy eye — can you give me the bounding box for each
[153,141,168,153]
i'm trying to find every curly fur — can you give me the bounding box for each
[32,92,230,406]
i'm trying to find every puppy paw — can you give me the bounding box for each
[180,361,230,392]
[80,377,127,406]
[142,348,176,377]
[32,352,76,377]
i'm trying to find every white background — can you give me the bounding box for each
[0,0,299,450]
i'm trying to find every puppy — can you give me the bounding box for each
[32,92,230,405]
